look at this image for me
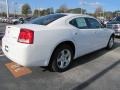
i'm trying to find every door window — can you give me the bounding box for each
[86,18,102,29]
[70,17,88,29]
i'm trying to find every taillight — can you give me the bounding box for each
[18,28,34,44]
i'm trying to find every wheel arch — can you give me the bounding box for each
[48,41,76,66]
[111,33,115,37]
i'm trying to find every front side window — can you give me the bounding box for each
[70,17,88,29]
[86,18,101,29]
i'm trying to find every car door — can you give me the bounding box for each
[85,18,108,49]
[69,17,98,57]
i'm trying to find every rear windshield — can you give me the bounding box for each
[29,14,66,25]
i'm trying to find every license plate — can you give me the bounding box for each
[5,45,9,52]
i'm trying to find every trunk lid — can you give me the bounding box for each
[5,26,20,41]
[4,24,46,42]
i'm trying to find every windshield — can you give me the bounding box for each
[116,16,120,21]
[112,16,120,21]
[28,14,66,25]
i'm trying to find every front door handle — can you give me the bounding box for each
[74,32,78,35]
[94,32,97,34]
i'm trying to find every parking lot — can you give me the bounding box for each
[0,23,120,90]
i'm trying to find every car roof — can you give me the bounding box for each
[46,13,97,27]
[55,13,94,18]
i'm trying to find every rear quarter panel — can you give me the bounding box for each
[34,28,76,65]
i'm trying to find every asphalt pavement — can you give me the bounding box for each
[0,23,5,38]
[0,23,120,90]
[0,23,4,55]
[0,23,6,32]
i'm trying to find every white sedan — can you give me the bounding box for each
[2,13,115,72]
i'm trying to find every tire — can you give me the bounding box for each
[106,35,114,50]
[49,45,73,72]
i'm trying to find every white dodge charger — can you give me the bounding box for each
[2,13,115,72]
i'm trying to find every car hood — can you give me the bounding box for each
[12,19,19,21]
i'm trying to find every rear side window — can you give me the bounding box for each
[29,14,66,25]
[86,18,101,29]
[70,17,88,29]
[69,19,77,27]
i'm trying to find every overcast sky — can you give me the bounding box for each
[0,0,120,14]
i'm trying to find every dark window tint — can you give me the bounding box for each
[86,18,101,29]
[69,19,77,27]
[116,16,120,21]
[29,14,66,25]
[70,17,88,29]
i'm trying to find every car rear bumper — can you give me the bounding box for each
[2,37,49,66]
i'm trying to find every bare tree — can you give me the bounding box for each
[56,5,68,13]
[22,4,32,16]
[33,9,39,16]
[94,6,103,17]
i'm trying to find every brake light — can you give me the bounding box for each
[18,28,34,44]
